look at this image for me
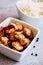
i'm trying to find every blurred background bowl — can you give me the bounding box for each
[16,0,43,28]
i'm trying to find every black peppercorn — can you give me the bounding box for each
[31,53,33,55]
[33,46,35,48]
[35,53,38,56]
[36,38,39,42]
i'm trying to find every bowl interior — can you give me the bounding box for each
[0,17,40,53]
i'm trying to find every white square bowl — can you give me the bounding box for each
[0,17,40,61]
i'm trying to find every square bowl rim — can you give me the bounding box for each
[0,17,40,54]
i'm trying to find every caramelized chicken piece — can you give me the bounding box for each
[10,22,23,30]
[24,38,31,48]
[10,22,18,30]
[12,41,23,51]
[20,38,31,46]
[0,27,4,40]
[6,28,15,34]
[9,33,15,40]
[15,33,25,40]
[1,37,9,46]
[15,31,23,34]
[0,27,3,31]
[5,25,15,34]
[29,33,33,40]
[23,27,32,36]
[15,22,23,30]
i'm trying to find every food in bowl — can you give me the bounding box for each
[16,0,43,28]
[0,22,33,52]
[17,1,43,17]
[0,17,40,61]
[20,4,43,17]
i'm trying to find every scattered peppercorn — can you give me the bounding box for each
[36,38,39,42]
[31,53,33,55]
[35,53,38,56]
[33,46,35,48]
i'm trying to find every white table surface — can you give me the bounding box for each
[0,0,43,65]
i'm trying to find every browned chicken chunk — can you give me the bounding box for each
[15,31,23,34]
[9,33,15,40]
[0,27,4,40]
[29,33,33,40]
[5,25,15,34]
[20,38,31,46]
[1,37,9,46]
[15,22,23,30]
[24,38,31,48]
[10,22,23,30]
[15,33,25,40]
[12,41,23,51]
[0,27,3,31]
[10,22,18,30]
[23,27,32,36]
